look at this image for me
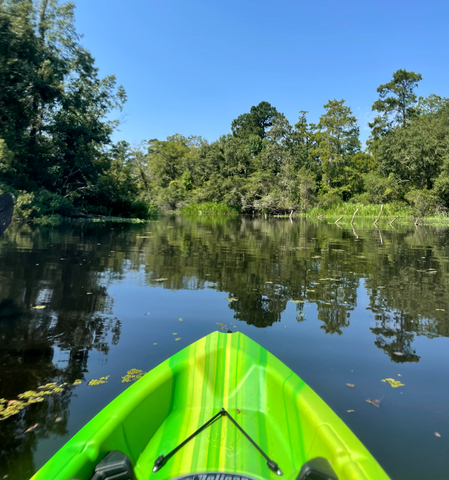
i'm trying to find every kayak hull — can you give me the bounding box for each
[32,331,390,480]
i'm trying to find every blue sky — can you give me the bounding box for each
[75,0,449,147]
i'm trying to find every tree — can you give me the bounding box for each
[311,99,361,200]
[231,101,282,153]
[417,94,449,115]
[147,138,190,188]
[368,69,422,149]
[0,0,126,212]
[373,110,449,191]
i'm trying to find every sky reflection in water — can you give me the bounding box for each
[1,216,449,480]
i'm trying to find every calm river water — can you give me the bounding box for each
[1,216,449,479]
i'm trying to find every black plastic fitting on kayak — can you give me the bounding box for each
[90,451,136,480]
[267,459,283,476]
[153,455,166,472]
[297,457,338,480]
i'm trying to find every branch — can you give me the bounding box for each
[374,204,383,225]
[350,207,359,225]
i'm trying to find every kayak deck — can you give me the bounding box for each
[32,331,390,480]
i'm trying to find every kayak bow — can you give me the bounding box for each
[32,331,390,480]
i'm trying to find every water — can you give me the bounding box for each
[1,216,449,480]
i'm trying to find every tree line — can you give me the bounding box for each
[1,0,448,220]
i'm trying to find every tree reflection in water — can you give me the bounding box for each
[1,217,449,478]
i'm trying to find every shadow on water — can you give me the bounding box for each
[1,217,449,478]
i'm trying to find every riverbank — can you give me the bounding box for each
[10,201,449,227]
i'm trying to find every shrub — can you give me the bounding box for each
[180,202,239,215]
[316,192,342,210]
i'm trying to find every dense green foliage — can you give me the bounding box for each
[1,1,448,219]
[180,202,239,215]
[0,0,153,219]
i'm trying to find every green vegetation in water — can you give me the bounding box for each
[304,203,414,218]
[0,369,148,421]
[180,203,239,215]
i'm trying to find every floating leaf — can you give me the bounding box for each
[347,410,355,413]
[172,333,177,335]
[289,300,304,304]
[18,391,45,404]
[346,384,355,388]
[216,322,224,326]
[155,278,168,282]
[265,281,273,284]
[393,351,404,356]
[435,432,441,438]
[33,305,46,309]
[55,417,62,423]
[122,369,145,383]
[382,378,404,388]
[179,318,183,321]
[366,398,381,408]
[153,343,157,345]
[225,297,238,302]
[86,292,92,295]
[88,376,109,386]
[175,338,181,341]
[25,423,38,433]
[144,313,150,315]
[73,379,82,386]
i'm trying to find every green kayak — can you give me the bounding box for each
[32,331,390,480]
